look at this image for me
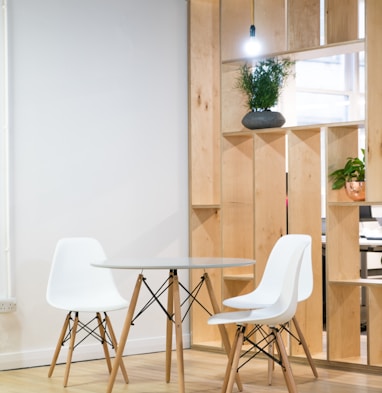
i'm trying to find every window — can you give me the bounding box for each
[295,52,365,125]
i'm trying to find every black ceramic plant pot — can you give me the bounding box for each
[242,110,286,129]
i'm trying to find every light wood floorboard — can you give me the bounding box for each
[1,349,382,393]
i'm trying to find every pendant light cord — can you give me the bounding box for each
[251,0,254,26]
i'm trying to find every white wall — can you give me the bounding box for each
[0,0,188,370]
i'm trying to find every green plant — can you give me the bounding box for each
[328,149,366,190]
[236,57,295,112]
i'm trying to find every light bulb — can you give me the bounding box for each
[244,24,261,56]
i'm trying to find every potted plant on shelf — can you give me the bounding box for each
[236,57,295,129]
[328,149,366,201]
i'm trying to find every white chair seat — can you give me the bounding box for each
[49,296,128,313]
[209,306,295,327]
[223,291,276,309]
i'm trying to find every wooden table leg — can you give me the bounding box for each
[172,270,185,393]
[165,270,174,383]
[204,272,243,391]
[106,274,144,393]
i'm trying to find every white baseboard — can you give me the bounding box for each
[0,333,191,371]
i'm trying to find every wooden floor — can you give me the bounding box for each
[1,349,382,393]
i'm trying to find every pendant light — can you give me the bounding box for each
[244,0,261,56]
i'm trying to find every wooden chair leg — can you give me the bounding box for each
[104,313,129,384]
[272,327,298,393]
[97,312,112,373]
[48,312,71,378]
[292,316,318,378]
[204,273,243,391]
[222,325,245,393]
[63,312,79,387]
[267,339,274,385]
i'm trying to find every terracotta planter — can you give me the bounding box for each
[345,181,365,201]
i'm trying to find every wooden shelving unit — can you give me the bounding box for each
[188,0,382,370]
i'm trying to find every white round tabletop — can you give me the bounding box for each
[93,256,255,270]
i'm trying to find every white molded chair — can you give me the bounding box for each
[223,234,317,382]
[46,237,129,387]
[208,234,311,393]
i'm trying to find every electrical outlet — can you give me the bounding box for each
[0,298,16,313]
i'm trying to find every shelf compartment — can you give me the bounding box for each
[326,205,360,280]
[223,273,254,303]
[329,279,382,366]
[327,124,361,203]
[254,132,287,282]
[288,128,323,356]
[222,135,254,259]
[326,203,361,362]
[288,0,320,51]
[327,283,361,361]
[190,208,221,258]
[221,0,286,62]
[368,284,382,365]
[189,0,221,207]
[326,0,359,44]
[189,266,222,348]
[221,66,245,134]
